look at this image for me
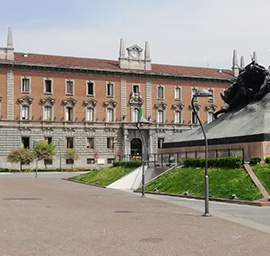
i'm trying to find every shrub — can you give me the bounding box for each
[183,157,242,169]
[113,161,142,168]
[265,157,270,164]
[250,157,262,165]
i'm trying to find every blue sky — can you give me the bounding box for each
[1,0,270,69]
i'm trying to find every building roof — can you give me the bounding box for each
[2,52,233,79]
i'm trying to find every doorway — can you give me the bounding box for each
[131,138,142,158]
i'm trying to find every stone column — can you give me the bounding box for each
[146,78,152,120]
[121,77,127,120]
[123,129,129,160]
[6,68,14,120]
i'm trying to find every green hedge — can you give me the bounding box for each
[113,161,142,168]
[265,157,270,164]
[183,157,243,169]
[250,157,262,165]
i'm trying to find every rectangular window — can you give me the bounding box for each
[66,137,74,149]
[87,108,94,121]
[22,106,29,120]
[207,111,214,123]
[174,111,181,124]
[87,158,95,164]
[191,87,198,101]
[66,107,73,121]
[107,137,114,149]
[87,81,94,96]
[87,138,95,149]
[132,84,140,93]
[66,159,74,165]
[174,87,181,100]
[22,137,30,149]
[22,77,30,93]
[157,85,164,99]
[44,106,52,121]
[157,110,164,123]
[158,138,164,149]
[66,80,74,95]
[107,109,114,122]
[44,79,52,94]
[44,159,53,165]
[107,158,114,164]
[44,137,52,144]
[208,88,214,103]
[107,82,114,97]
[192,111,198,124]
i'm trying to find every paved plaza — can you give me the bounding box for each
[1,173,270,256]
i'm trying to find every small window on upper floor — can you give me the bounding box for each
[157,85,164,99]
[66,80,74,95]
[87,81,94,96]
[132,84,140,93]
[174,87,181,100]
[44,79,53,94]
[21,77,30,93]
[107,82,114,97]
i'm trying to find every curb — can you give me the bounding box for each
[133,190,270,207]
[62,178,106,188]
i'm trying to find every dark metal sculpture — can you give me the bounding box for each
[214,61,270,118]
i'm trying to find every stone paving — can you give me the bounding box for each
[1,174,270,255]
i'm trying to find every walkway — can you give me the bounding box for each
[1,174,270,255]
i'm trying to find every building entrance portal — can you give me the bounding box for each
[131,138,142,158]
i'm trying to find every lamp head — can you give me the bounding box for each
[194,88,212,97]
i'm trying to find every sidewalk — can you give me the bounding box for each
[129,190,270,234]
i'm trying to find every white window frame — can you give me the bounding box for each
[21,77,31,93]
[43,78,53,94]
[132,84,140,93]
[107,108,114,122]
[157,85,164,99]
[86,107,94,122]
[157,110,164,123]
[43,106,52,121]
[21,105,30,120]
[174,86,182,100]
[208,88,214,103]
[174,110,181,124]
[86,81,95,96]
[132,108,140,122]
[65,79,74,95]
[106,82,114,97]
[207,111,214,123]
[65,106,74,121]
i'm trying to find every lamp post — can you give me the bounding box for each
[33,139,39,178]
[58,138,63,171]
[136,107,151,198]
[191,88,212,217]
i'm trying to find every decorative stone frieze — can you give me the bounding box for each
[83,98,97,108]
[154,102,167,110]
[172,103,184,111]
[62,97,77,107]
[41,96,55,106]
[104,99,117,108]
[18,95,33,105]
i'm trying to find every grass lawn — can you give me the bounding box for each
[252,165,270,194]
[69,166,135,187]
[145,167,262,201]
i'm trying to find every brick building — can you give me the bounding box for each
[0,28,232,169]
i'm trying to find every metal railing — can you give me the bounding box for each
[119,148,244,168]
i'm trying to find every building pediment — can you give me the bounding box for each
[62,97,77,107]
[172,103,184,110]
[18,95,33,105]
[83,98,97,107]
[104,99,117,108]
[154,102,167,110]
[41,96,55,106]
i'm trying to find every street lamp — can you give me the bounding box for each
[191,88,212,217]
[33,139,40,178]
[58,138,63,171]
[136,107,151,198]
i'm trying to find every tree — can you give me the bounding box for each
[64,149,79,169]
[7,148,35,171]
[33,140,56,169]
